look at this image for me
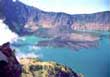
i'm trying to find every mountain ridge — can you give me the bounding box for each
[0,0,110,49]
[0,0,110,36]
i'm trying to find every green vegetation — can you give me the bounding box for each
[20,58,79,77]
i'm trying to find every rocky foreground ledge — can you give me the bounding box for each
[0,42,82,77]
[0,42,22,77]
[20,58,81,77]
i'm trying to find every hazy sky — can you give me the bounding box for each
[19,0,110,14]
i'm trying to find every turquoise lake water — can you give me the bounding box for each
[12,34,110,77]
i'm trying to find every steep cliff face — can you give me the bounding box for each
[0,0,109,49]
[0,42,22,77]
[20,58,80,77]
[0,0,110,37]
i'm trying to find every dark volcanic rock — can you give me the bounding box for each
[0,42,22,77]
[37,40,98,51]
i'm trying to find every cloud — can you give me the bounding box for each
[0,20,18,45]
[13,45,42,61]
[16,52,40,58]
[16,51,43,62]
[12,0,16,2]
[29,45,41,51]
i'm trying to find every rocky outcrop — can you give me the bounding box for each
[0,42,81,77]
[0,42,22,77]
[20,58,80,77]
